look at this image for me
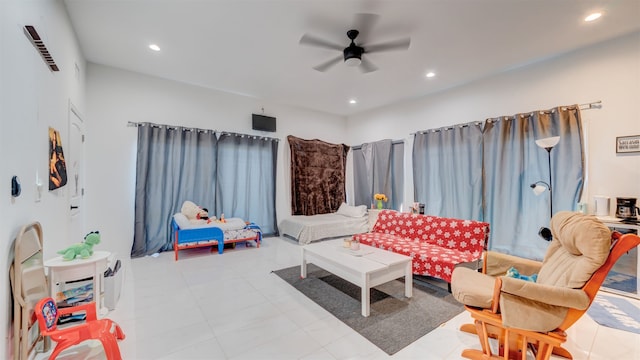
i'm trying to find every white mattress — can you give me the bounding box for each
[279,213,369,245]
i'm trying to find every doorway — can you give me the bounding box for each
[68,102,85,243]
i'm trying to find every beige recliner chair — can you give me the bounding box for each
[451,211,640,360]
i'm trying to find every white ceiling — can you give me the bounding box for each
[63,0,640,117]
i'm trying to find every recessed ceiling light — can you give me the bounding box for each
[349,99,357,104]
[584,12,602,22]
[426,72,436,78]
[149,44,161,51]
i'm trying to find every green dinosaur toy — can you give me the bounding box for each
[58,231,101,261]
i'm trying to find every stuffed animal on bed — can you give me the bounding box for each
[181,200,216,224]
[57,231,101,261]
[198,208,210,221]
[505,266,538,282]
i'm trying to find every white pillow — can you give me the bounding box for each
[336,203,367,218]
[173,213,191,229]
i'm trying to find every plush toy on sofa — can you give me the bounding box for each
[181,200,215,224]
[505,266,538,282]
[57,231,101,261]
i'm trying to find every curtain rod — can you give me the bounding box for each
[410,100,602,135]
[219,131,279,142]
[126,121,217,132]
[351,139,404,151]
[579,100,602,110]
[127,121,279,141]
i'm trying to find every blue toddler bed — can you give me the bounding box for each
[171,213,262,261]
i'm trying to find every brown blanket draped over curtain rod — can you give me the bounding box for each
[288,135,350,215]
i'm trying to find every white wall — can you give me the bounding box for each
[347,32,640,215]
[84,64,348,258]
[1,0,86,357]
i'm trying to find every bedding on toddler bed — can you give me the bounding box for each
[279,203,369,245]
[172,213,261,260]
[173,213,258,243]
[173,213,246,231]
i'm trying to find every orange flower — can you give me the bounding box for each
[374,193,388,202]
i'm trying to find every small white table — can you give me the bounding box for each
[301,239,412,317]
[45,250,110,316]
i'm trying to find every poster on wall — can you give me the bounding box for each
[49,127,68,190]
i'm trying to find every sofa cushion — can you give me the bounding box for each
[357,210,489,283]
[372,210,488,254]
[355,232,483,282]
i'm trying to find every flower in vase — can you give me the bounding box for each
[374,193,388,202]
[374,193,388,209]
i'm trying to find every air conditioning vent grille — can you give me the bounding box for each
[24,25,59,72]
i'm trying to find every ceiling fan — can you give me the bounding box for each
[299,14,411,74]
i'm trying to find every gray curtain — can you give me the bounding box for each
[353,139,404,210]
[132,124,218,257]
[216,133,278,235]
[413,123,484,220]
[390,141,404,211]
[353,147,369,207]
[132,125,279,258]
[484,106,584,260]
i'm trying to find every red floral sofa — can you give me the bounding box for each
[353,210,490,283]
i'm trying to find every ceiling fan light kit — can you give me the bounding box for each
[345,57,362,67]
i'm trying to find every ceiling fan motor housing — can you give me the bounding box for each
[344,29,363,65]
[343,45,363,64]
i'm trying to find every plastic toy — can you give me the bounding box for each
[505,266,538,282]
[57,231,101,261]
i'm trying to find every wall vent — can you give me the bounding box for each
[23,25,59,72]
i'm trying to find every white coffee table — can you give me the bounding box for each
[301,239,412,317]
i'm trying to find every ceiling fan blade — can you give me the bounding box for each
[313,55,343,72]
[352,13,379,44]
[359,57,378,74]
[364,37,411,53]
[299,34,344,51]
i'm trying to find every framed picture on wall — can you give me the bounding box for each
[616,135,640,154]
[49,127,68,190]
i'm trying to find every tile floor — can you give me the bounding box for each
[38,236,640,359]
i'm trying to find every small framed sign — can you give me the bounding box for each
[616,135,640,154]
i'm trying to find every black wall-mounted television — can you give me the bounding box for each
[252,114,276,132]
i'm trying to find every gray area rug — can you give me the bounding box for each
[273,264,464,355]
[587,293,640,334]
